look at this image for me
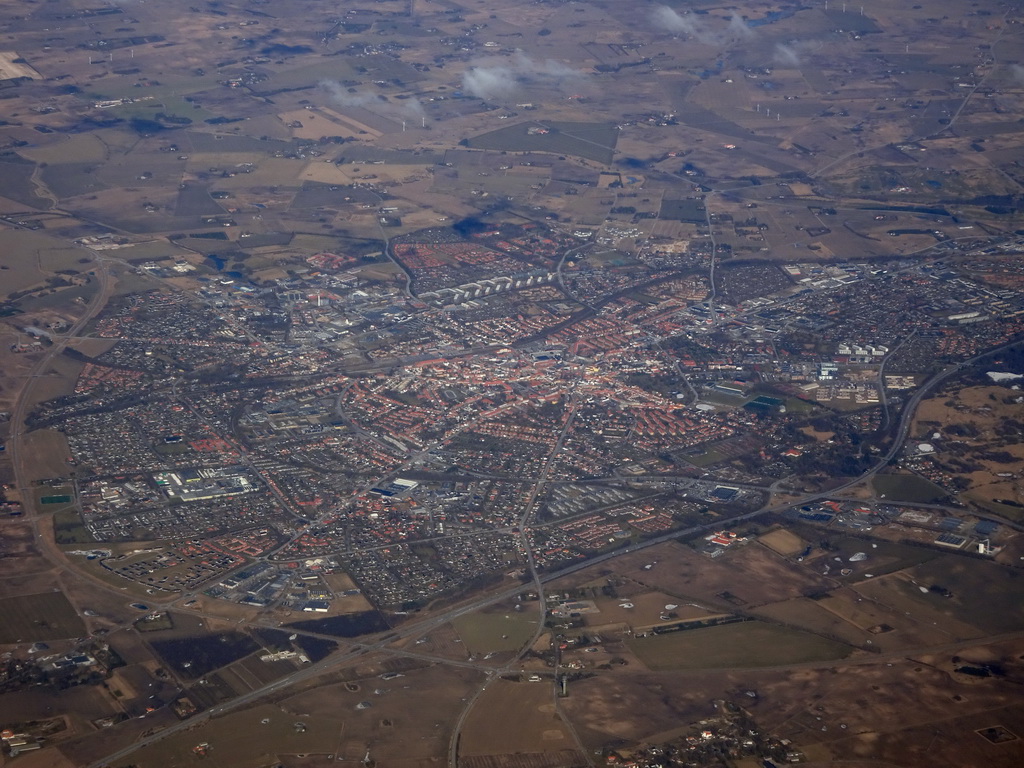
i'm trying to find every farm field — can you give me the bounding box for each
[609,540,832,608]
[892,557,1024,635]
[460,679,578,758]
[872,473,950,504]
[52,508,94,546]
[752,589,951,652]
[0,519,49,578]
[798,532,940,579]
[627,621,852,670]
[108,703,340,768]
[757,528,806,557]
[564,633,1024,757]
[453,607,540,657]
[465,121,618,165]
[280,664,486,766]
[0,591,86,643]
[0,1,1022,768]
[0,230,84,295]
[397,621,471,661]
[851,573,988,642]
[148,632,260,680]
[585,591,724,632]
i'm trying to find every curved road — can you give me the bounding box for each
[7,251,114,600]
[82,335,1023,768]
[10,249,1022,767]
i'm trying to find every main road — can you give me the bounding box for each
[84,334,1024,768]
[10,252,1017,767]
[7,250,115,603]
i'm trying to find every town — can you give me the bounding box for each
[1,0,1024,766]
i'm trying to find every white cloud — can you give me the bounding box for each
[773,43,802,67]
[320,80,425,121]
[651,6,752,47]
[461,51,585,101]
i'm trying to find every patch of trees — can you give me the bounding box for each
[945,421,980,437]
[977,450,1017,464]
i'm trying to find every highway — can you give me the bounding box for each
[9,244,1022,768]
[7,249,117,619]
[447,395,581,768]
[77,333,1021,767]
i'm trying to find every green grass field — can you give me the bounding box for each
[453,609,539,656]
[627,620,851,670]
[809,534,938,579]
[0,592,87,643]
[466,121,617,164]
[20,134,108,165]
[872,473,949,503]
[53,508,96,546]
[964,495,1024,523]
[684,448,727,467]
[134,612,175,632]
[899,557,1024,635]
